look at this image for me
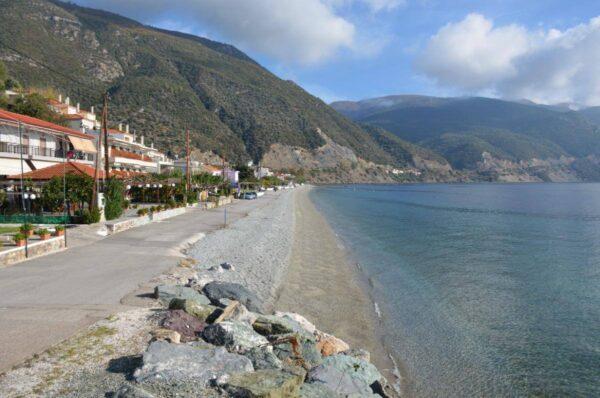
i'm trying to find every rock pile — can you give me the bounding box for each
[115,280,396,397]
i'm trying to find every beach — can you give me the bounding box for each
[275,187,398,385]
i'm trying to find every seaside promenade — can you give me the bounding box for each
[0,193,282,373]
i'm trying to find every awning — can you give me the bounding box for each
[68,136,97,154]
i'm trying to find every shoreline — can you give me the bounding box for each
[275,185,402,392]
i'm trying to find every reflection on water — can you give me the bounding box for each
[312,183,600,397]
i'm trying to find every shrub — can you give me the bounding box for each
[137,208,148,217]
[55,225,65,232]
[83,207,101,224]
[104,178,125,221]
[35,228,50,237]
[14,232,26,242]
[20,223,33,233]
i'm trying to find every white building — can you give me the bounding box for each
[0,109,97,177]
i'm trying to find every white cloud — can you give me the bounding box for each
[416,14,600,106]
[73,0,356,65]
[326,0,406,12]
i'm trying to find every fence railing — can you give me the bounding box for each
[0,142,56,158]
[0,214,70,224]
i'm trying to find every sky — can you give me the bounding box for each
[71,0,600,106]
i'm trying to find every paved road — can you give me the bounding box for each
[0,193,283,372]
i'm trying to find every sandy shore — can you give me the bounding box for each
[275,186,399,386]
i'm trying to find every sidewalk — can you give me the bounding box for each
[0,192,284,372]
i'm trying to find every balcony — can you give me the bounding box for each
[0,142,94,162]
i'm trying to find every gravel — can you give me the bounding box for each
[188,191,295,308]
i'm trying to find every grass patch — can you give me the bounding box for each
[0,226,21,234]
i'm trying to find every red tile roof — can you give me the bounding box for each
[111,148,152,162]
[7,161,107,180]
[0,109,95,140]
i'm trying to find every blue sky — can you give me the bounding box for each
[73,0,600,105]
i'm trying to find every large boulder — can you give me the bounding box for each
[272,333,322,369]
[202,282,265,313]
[243,346,284,370]
[134,341,253,385]
[315,332,350,357]
[299,383,344,398]
[307,354,383,396]
[203,321,268,352]
[154,285,210,306]
[220,369,304,397]
[274,312,317,335]
[253,315,311,338]
[169,298,217,322]
[162,310,206,342]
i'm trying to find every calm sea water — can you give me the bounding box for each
[310,184,600,397]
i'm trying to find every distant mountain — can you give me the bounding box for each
[332,96,600,176]
[0,0,445,182]
[580,107,600,126]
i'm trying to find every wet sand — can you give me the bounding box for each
[275,186,398,384]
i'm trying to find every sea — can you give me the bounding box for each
[310,183,600,397]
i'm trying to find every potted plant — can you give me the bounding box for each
[137,208,148,217]
[20,223,34,237]
[36,228,51,241]
[54,225,65,237]
[14,233,26,247]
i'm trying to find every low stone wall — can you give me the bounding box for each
[150,207,186,222]
[106,215,151,234]
[106,207,187,235]
[0,236,65,267]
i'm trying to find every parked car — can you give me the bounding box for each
[241,191,258,200]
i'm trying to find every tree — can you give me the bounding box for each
[4,78,21,91]
[104,178,124,220]
[237,164,257,182]
[0,61,7,90]
[10,93,58,121]
[41,174,93,215]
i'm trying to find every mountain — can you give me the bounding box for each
[332,96,600,178]
[0,0,447,182]
[580,107,600,126]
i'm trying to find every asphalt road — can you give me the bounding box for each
[0,193,282,372]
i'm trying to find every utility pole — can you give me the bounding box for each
[91,95,105,211]
[186,129,191,194]
[102,93,110,181]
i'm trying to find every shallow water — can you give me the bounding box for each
[311,183,600,397]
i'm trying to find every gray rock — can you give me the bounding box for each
[253,315,310,337]
[272,333,322,369]
[115,383,156,398]
[168,298,217,322]
[243,346,284,370]
[203,321,268,352]
[161,310,206,342]
[134,341,253,385]
[299,383,344,398]
[307,354,383,396]
[154,285,210,306]
[202,281,265,313]
[343,348,371,363]
[220,369,304,397]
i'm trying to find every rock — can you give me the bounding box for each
[203,321,268,352]
[220,262,234,270]
[299,383,344,398]
[134,341,253,385]
[218,298,233,307]
[315,332,350,357]
[202,281,265,313]
[151,328,181,344]
[307,354,383,396]
[220,369,304,397]
[115,383,156,398]
[343,348,371,363]
[213,300,240,323]
[154,285,210,306]
[162,310,206,342]
[274,312,317,335]
[243,346,284,370]
[169,298,217,322]
[271,333,322,369]
[208,265,224,273]
[253,315,309,337]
